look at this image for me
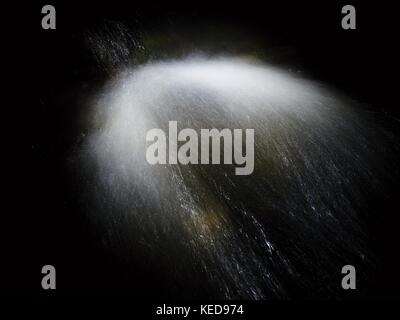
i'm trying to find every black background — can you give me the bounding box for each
[8,0,400,305]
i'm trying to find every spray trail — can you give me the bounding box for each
[80,57,393,299]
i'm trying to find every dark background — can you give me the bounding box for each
[8,0,400,303]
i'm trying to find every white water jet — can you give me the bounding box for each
[80,57,386,299]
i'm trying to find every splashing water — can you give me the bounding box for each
[79,57,392,299]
